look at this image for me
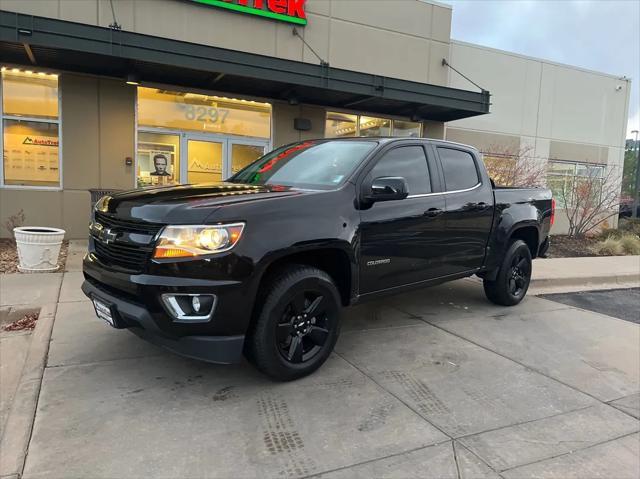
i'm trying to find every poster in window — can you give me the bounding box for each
[137,142,177,187]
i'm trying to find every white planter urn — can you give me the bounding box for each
[13,227,65,273]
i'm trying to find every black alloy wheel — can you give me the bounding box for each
[276,291,331,363]
[246,265,341,381]
[483,239,532,306]
[507,250,530,298]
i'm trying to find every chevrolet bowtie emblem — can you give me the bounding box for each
[100,228,118,244]
[91,222,118,244]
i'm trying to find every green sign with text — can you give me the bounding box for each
[190,0,307,25]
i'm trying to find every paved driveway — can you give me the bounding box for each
[23,276,640,478]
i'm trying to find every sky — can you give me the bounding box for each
[444,0,640,139]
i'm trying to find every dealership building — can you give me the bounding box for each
[0,0,631,237]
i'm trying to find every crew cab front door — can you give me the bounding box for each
[359,144,448,294]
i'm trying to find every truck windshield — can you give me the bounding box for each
[229,140,377,189]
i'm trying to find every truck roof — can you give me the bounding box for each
[308,136,480,152]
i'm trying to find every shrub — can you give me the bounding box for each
[593,236,623,256]
[619,234,640,255]
[619,218,640,237]
[597,227,623,240]
[593,234,640,256]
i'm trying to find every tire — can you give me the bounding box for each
[483,240,532,306]
[245,265,342,381]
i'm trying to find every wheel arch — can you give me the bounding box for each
[510,225,539,259]
[254,245,356,310]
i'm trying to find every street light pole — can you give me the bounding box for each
[633,130,640,219]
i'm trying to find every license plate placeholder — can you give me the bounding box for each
[93,298,115,327]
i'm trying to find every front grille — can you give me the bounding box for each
[94,241,153,271]
[95,212,163,236]
[92,213,164,271]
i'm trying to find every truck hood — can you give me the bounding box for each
[101,182,308,224]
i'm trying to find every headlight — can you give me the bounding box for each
[153,223,245,259]
[94,195,111,213]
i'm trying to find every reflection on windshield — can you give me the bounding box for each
[230,140,377,189]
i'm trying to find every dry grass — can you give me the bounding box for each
[592,234,640,256]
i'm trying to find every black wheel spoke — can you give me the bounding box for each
[515,277,525,288]
[287,336,304,362]
[277,322,294,343]
[291,294,306,315]
[304,296,324,316]
[307,326,329,346]
[516,258,528,271]
[509,278,517,293]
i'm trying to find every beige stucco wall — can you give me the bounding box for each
[0,0,452,87]
[272,103,326,147]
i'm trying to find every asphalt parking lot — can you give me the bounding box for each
[541,287,640,323]
[21,275,640,478]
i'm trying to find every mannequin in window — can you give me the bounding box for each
[151,154,171,177]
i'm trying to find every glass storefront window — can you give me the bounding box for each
[187,139,224,184]
[393,120,421,137]
[359,116,391,137]
[547,161,605,208]
[325,112,422,138]
[2,69,58,119]
[325,112,358,138]
[230,143,266,175]
[1,68,60,187]
[137,87,271,138]
[137,132,180,187]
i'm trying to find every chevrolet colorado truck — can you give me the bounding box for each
[82,138,554,381]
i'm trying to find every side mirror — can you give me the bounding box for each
[365,176,409,202]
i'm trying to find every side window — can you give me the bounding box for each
[438,148,480,191]
[369,146,431,195]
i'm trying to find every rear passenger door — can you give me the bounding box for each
[359,144,448,294]
[436,146,494,275]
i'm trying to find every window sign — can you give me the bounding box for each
[190,0,307,25]
[1,68,61,188]
[137,87,271,139]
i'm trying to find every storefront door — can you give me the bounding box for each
[181,134,268,183]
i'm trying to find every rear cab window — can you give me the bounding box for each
[437,147,480,191]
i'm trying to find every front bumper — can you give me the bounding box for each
[81,278,245,364]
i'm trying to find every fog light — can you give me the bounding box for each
[161,294,216,322]
[192,296,201,313]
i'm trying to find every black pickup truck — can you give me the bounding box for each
[82,138,553,380]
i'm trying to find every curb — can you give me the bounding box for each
[0,302,57,478]
[530,273,640,293]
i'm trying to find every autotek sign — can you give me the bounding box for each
[190,0,307,25]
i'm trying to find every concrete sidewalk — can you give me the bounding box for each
[530,255,640,293]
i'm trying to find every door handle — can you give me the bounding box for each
[476,202,489,211]
[425,208,443,217]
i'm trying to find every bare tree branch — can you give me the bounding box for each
[482,145,546,187]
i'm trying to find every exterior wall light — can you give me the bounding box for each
[126,73,140,85]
